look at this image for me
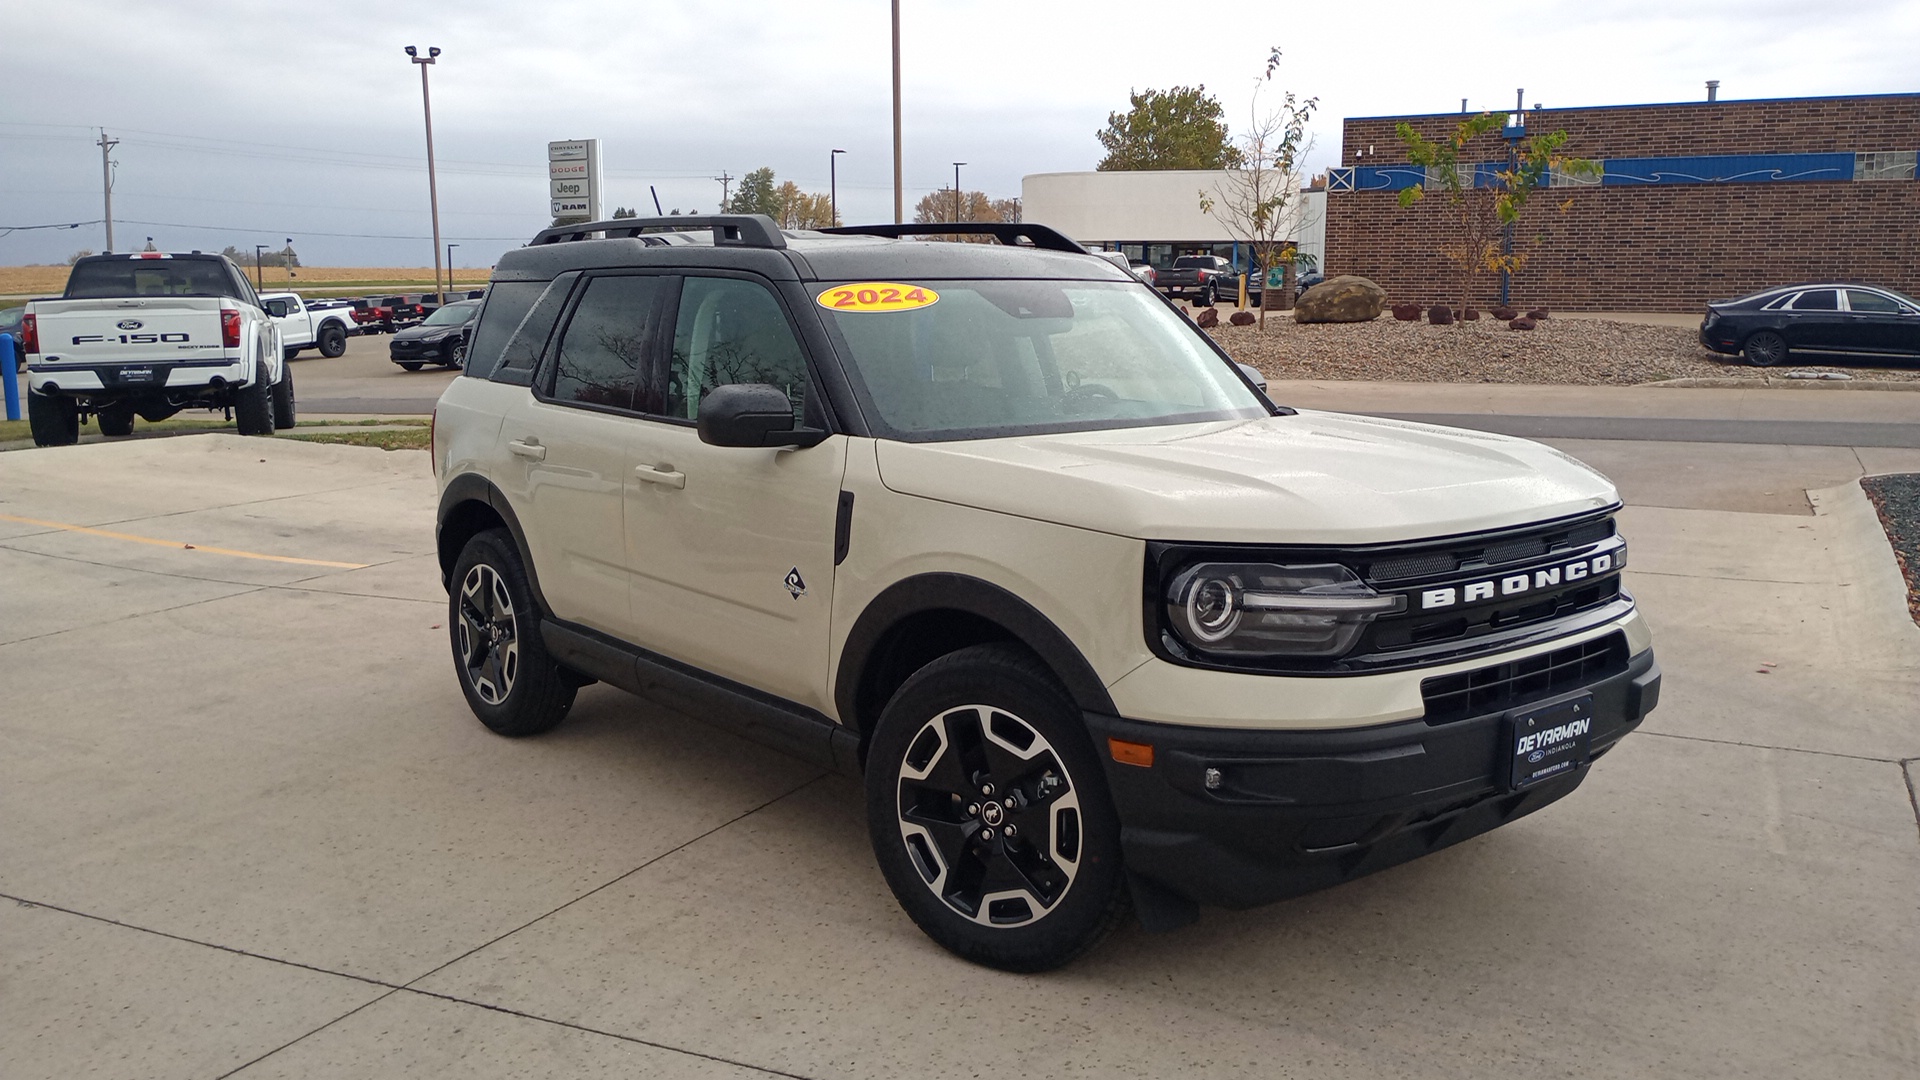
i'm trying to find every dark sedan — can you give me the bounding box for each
[1701,283,1920,367]
[389,299,480,370]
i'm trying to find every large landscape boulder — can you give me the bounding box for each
[1293,276,1387,323]
[1228,310,1256,326]
[1193,306,1220,328]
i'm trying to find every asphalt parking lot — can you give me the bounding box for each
[4,408,1919,1077]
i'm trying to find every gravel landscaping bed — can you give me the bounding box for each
[1206,315,1920,386]
[1862,474,1920,626]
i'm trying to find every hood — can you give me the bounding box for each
[874,410,1619,544]
[393,323,458,342]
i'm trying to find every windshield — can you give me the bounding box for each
[423,303,478,326]
[813,279,1266,441]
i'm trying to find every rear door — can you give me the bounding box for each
[1782,289,1847,351]
[623,272,847,713]
[494,272,668,638]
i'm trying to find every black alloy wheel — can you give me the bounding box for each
[866,643,1128,972]
[447,340,467,368]
[448,529,576,736]
[1743,331,1788,367]
[317,323,347,358]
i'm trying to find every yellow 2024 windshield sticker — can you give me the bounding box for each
[817,282,939,312]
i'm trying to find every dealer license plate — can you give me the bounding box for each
[1505,694,1593,790]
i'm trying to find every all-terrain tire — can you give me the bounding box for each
[317,323,348,358]
[272,364,296,430]
[234,367,275,436]
[96,401,136,437]
[449,529,577,737]
[27,388,80,447]
[865,643,1130,972]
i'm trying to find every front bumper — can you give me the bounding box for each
[1086,647,1660,910]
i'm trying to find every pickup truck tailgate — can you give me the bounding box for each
[31,297,229,364]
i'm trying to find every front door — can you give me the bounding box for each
[625,274,847,714]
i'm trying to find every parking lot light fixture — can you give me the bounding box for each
[952,162,965,224]
[407,45,447,305]
[831,149,846,227]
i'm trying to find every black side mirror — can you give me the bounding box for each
[697,384,827,449]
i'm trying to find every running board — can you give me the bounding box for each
[541,619,861,776]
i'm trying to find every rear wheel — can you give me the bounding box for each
[449,529,576,736]
[865,643,1129,972]
[1198,283,1217,307]
[317,323,347,358]
[96,401,135,437]
[234,368,274,436]
[1743,331,1788,367]
[272,364,296,430]
[27,389,80,447]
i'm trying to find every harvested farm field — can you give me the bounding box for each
[1206,314,1920,386]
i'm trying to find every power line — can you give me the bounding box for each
[115,218,530,242]
[0,219,102,238]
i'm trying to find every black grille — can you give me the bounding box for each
[1367,515,1616,583]
[1419,632,1628,725]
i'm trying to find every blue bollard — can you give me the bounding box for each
[0,333,18,422]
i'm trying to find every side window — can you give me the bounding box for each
[1847,290,1901,314]
[465,281,542,379]
[547,275,664,410]
[1791,290,1838,311]
[664,276,808,420]
[490,273,579,384]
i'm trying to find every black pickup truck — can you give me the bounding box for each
[1157,255,1258,307]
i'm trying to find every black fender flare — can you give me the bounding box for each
[436,474,549,612]
[834,572,1118,730]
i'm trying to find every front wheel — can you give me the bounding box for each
[96,400,136,437]
[1743,331,1788,367]
[272,363,296,430]
[446,340,467,369]
[398,361,424,372]
[865,644,1129,972]
[317,323,348,358]
[449,529,576,736]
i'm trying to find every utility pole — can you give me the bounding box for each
[406,46,446,305]
[830,148,846,226]
[97,130,118,251]
[891,0,902,224]
[715,172,734,211]
[952,162,965,224]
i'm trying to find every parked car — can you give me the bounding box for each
[1700,283,1920,366]
[353,295,430,335]
[1130,263,1158,288]
[389,298,480,369]
[260,291,357,358]
[1157,254,1260,306]
[431,213,1657,972]
[21,252,290,445]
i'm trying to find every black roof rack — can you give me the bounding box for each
[821,222,1089,254]
[530,214,786,249]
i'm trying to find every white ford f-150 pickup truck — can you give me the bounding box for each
[261,291,356,359]
[22,252,293,445]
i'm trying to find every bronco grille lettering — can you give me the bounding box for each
[1417,548,1623,610]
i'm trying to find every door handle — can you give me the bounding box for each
[634,463,686,489]
[507,438,546,461]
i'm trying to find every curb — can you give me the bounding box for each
[1641,377,1920,391]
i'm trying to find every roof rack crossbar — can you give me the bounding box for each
[820,222,1089,254]
[530,214,786,250]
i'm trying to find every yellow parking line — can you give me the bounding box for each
[0,513,370,569]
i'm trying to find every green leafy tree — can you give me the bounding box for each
[725,167,781,217]
[1395,114,1596,310]
[774,181,838,228]
[1097,86,1242,171]
[1199,47,1318,328]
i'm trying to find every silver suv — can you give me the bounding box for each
[431,216,1660,971]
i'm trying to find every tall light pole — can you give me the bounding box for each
[891,0,902,224]
[254,245,268,289]
[952,162,965,224]
[97,130,118,251]
[830,149,846,226]
[447,243,459,288]
[406,45,447,305]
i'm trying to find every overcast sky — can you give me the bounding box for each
[4,0,1915,269]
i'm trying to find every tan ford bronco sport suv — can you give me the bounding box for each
[431,216,1660,971]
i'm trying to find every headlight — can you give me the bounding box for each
[1165,562,1405,657]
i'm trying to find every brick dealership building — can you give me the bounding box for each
[1323,93,1920,311]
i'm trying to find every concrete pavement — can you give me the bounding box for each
[1,425,1917,1078]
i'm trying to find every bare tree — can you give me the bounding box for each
[1199,46,1318,329]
